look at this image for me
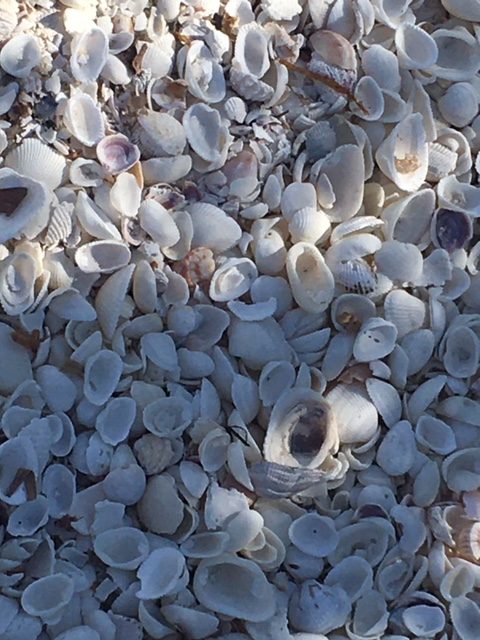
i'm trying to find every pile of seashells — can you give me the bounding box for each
[2,0,480,638]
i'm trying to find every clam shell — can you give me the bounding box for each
[138,200,180,248]
[432,27,480,81]
[137,548,188,599]
[415,415,456,455]
[376,420,416,476]
[21,574,74,623]
[289,513,339,557]
[325,556,373,603]
[187,202,241,253]
[234,23,270,79]
[183,103,232,169]
[84,349,123,405]
[0,34,40,77]
[95,264,135,340]
[70,27,109,83]
[450,594,480,637]
[289,580,351,635]
[7,495,49,536]
[395,23,438,70]
[263,387,338,469]
[209,257,257,302]
[135,111,186,158]
[93,526,149,570]
[375,240,423,284]
[438,82,478,128]
[75,240,131,274]
[75,191,122,241]
[325,382,378,444]
[286,242,334,314]
[185,40,226,103]
[353,317,398,361]
[42,463,76,518]
[63,93,105,147]
[96,134,141,175]
[383,289,426,339]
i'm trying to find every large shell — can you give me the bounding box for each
[263,387,338,469]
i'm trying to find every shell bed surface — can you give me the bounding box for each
[2,0,480,639]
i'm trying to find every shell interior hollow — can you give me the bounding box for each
[286,402,329,465]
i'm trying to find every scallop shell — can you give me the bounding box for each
[0,34,41,77]
[63,93,105,147]
[325,382,378,444]
[263,387,338,469]
[286,242,334,314]
[70,27,109,83]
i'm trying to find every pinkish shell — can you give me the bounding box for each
[96,134,140,175]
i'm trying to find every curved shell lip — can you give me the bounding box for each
[96,133,141,175]
[70,26,109,83]
[74,239,131,274]
[0,33,41,78]
[264,387,338,469]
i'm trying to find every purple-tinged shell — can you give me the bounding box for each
[96,134,140,175]
[432,208,473,253]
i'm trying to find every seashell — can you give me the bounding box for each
[263,387,338,469]
[84,349,123,405]
[75,191,122,241]
[183,103,232,170]
[138,473,184,534]
[223,150,258,200]
[316,145,364,222]
[141,331,178,372]
[361,44,401,93]
[259,360,296,407]
[427,142,457,182]
[352,590,389,638]
[395,23,438,70]
[286,243,334,314]
[95,396,136,446]
[209,257,257,302]
[234,23,270,79]
[101,53,130,84]
[289,580,351,635]
[137,548,188,599]
[143,396,192,438]
[288,207,331,244]
[431,208,473,253]
[93,526,149,570]
[382,188,435,246]
[138,200,180,249]
[437,175,480,216]
[47,287,96,321]
[180,531,230,558]
[375,114,428,192]
[161,605,218,639]
[0,251,37,316]
[95,264,135,340]
[384,289,426,339]
[109,172,141,219]
[0,0,17,42]
[0,82,18,116]
[375,240,423,284]
[227,298,277,321]
[440,565,475,602]
[193,554,276,622]
[376,420,417,476]
[325,382,378,444]
[63,93,105,147]
[415,415,456,455]
[432,27,480,81]
[142,155,192,185]
[281,182,317,221]
[36,364,76,412]
[331,293,376,333]
[353,317,398,361]
[199,428,230,473]
[185,40,226,103]
[443,325,479,378]
[42,463,76,518]
[251,217,287,275]
[0,34,41,77]
[441,0,480,20]
[5,139,66,192]
[53,627,101,640]
[135,111,186,158]
[351,75,385,121]
[402,604,445,637]
[187,202,241,253]
[20,573,74,623]
[75,240,131,274]
[0,168,51,243]
[289,513,339,557]
[325,556,373,603]
[7,495,49,536]
[96,134,141,175]
[451,596,480,640]
[438,82,478,128]
[70,27,109,83]
[365,377,402,428]
[224,96,247,123]
[401,329,435,375]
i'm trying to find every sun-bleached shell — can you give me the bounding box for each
[0,34,40,77]
[286,243,334,314]
[63,92,105,147]
[70,26,109,83]
[5,139,67,191]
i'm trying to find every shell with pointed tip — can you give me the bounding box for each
[96,134,140,175]
[70,27,109,83]
[75,240,131,274]
[286,243,334,314]
[63,93,105,147]
[0,168,51,243]
[264,387,338,469]
[193,554,276,622]
[0,34,40,77]
[5,139,67,191]
[375,114,428,192]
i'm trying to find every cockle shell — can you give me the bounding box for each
[263,387,338,469]
[93,526,149,569]
[75,240,131,274]
[70,27,109,83]
[96,134,141,175]
[135,111,186,159]
[325,382,378,444]
[0,34,41,77]
[5,139,67,191]
[184,40,226,104]
[395,23,438,70]
[209,257,257,302]
[432,27,480,80]
[286,243,334,314]
[84,349,123,405]
[63,92,105,147]
[137,548,188,599]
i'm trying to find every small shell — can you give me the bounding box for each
[96,134,141,175]
[375,240,423,284]
[431,208,473,253]
[84,349,123,405]
[415,415,456,455]
[93,526,149,569]
[187,202,241,253]
[137,548,188,599]
[138,200,180,248]
[288,207,331,244]
[286,243,334,314]
[95,397,136,445]
[395,23,438,70]
[75,240,131,274]
[69,158,105,187]
[288,580,351,635]
[0,34,41,77]
[376,420,416,476]
[21,574,74,623]
[63,92,105,147]
[7,495,49,536]
[135,111,186,158]
[70,27,109,83]
[95,264,135,340]
[443,325,479,378]
[353,317,398,361]
[438,82,478,128]
[184,40,226,103]
[383,289,426,339]
[325,382,378,444]
[234,23,270,79]
[325,556,374,603]
[209,257,257,302]
[183,103,231,170]
[289,513,339,557]
[5,139,66,191]
[432,27,480,81]
[42,463,76,518]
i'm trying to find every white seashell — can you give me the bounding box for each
[443,325,479,378]
[138,473,184,534]
[183,103,232,169]
[361,44,401,93]
[185,40,226,104]
[53,627,101,640]
[142,156,192,185]
[63,93,105,146]
[351,75,385,121]
[376,420,416,476]
[35,364,76,412]
[415,415,456,455]
[224,96,247,123]
[96,134,140,175]
[365,377,402,428]
[375,114,428,192]
[401,329,435,375]
[0,34,41,77]
[42,463,76,517]
[7,495,49,536]
[110,172,141,218]
[286,243,334,314]
[227,298,277,321]
[143,396,192,438]
[70,27,109,83]
[141,331,178,372]
[84,349,122,405]
[324,556,373,603]
[93,526,149,569]
[138,200,180,249]
[407,375,447,423]
[198,428,230,472]
[95,264,135,340]
[251,217,287,275]
[289,513,338,557]
[440,565,475,602]
[375,240,423,284]
[181,531,230,558]
[0,82,19,116]
[325,382,378,444]
[136,548,188,599]
[75,191,122,241]
[259,360,296,407]
[0,0,17,42]
[21,574,74,623]
[0,251,37,316]
[441,0,480,20]
[331,293,376,332]
[136,111,186,158]
[402,605,445,637]
[432,27,480,81]
[382,188,435,246]
[188,202,241,253]
[353,317,398,361]
[316,145,364,222]
[264,387,338,469]
[288,207,331,244]
[193,555,276,622]
[161,605,219,639]
[234,23,270,79]
[352,590,389,638]
[209,257,257,302]
[442,448,480,492]
[395,23,438,70]
[132,260,157,314]
[75,240,130,274]
[0,168,51,243]
[384,289,426,339]
[95,396,136,446]
[438,82,478,128]
[289,580,351,635]
[5,139,66,191]
[281,182,317,221]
